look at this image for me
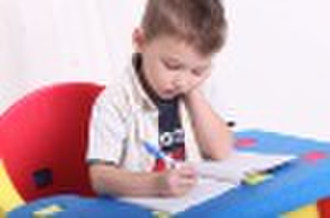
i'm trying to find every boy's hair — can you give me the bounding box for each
[141,0,227,56]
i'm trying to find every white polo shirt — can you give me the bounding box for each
[86,61,203,172]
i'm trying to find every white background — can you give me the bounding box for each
[1,0,329,140]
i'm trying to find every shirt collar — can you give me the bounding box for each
[129,56,158,111]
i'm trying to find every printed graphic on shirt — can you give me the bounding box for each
[159,129,184,148]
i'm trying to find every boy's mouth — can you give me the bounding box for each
[163,89,178,98]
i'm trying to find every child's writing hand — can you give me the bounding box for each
[156,164,197,197]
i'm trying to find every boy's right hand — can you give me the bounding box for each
[156,164,197,197]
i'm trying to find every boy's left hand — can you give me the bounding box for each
[182,87,203,103]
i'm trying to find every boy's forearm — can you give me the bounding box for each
[183,89,233,160]
[89,164,161,197]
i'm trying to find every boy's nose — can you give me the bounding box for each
[173,79,181,89]
[173,77,184,90]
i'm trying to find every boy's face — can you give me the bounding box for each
[134,30,212,100]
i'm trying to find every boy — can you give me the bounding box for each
[87,0,233,197]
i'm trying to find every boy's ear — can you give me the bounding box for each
[132,28,146,52]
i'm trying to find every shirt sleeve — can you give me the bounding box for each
[86,89,127,165]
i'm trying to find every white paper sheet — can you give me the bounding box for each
[120,151,297,214]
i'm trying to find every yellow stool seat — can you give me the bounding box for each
[283,204,320,218]
[0,159,25,217]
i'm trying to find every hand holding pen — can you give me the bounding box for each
[144,141,197,197]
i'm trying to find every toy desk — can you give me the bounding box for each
[8,130,330,218]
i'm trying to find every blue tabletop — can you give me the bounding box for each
[9,130,330,218]
[177,130,330,218]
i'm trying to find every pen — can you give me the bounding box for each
[143,141,177,168]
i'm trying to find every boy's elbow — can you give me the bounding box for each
[210,134,235,160]
[220,144,234,159]
[212,145,233,160]
[221,133,235,158]
[89,165,107,195]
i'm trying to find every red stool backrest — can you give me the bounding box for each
[0,82,104,202]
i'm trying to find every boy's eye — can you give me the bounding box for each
[191,69,203,77]
[163,61,183,71]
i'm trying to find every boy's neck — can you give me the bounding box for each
[132,53,178,106]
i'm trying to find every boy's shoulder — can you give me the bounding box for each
[94,65,141,112]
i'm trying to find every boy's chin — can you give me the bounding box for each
[160,93,182,100]
[160,95,175,100]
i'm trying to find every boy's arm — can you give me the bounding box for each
[183,88,233,160]
[89,163,196,197]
